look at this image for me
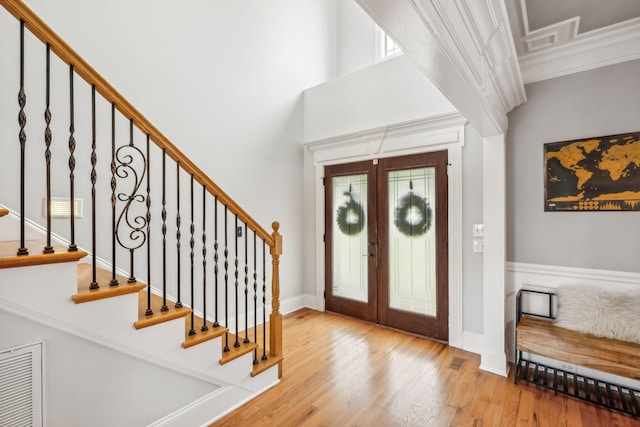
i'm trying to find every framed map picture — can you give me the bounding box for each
[544,131,640,211]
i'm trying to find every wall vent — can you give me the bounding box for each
[0,342,43,427]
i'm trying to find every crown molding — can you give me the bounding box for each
[356,0,526,137]
[519,17,640,83]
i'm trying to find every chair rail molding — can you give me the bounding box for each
[355,0,526,137]
[305,113,467,349]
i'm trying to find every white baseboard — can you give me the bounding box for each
[479,348,508,377]
[461,330,483,356]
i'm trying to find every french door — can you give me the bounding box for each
[324,151,448,340]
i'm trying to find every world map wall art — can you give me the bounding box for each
[544,131,640,211]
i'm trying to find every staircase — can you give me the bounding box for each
[0,1,283,425]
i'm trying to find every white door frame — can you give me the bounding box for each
[304,112,466,348]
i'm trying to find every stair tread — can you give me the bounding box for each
[72,264,145,303]
[251,355,283,377]
[220,334,259,365]
[0,240,87,269]
[134,290,191,329]
[183,324,229,348]
[0,208,8,218]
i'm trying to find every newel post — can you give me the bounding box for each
[269,221,283,359]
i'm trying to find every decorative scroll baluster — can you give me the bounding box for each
[234,214,240,348]
[89,86,98,289]
[213,196,219,327]
[175,163,183,308]
[244,223,249,344]
[262,239,267,360]
[109,104,118,286]
[188,175,196,336]
[145,135,152,316]
[67,65,77,252]
[43,43,53,255]
[17,20,28,256]
[161,150,168,312]
[201,186,208,332]
[223,206,230,352]
[115,119,147,284]
[253,231,258,365]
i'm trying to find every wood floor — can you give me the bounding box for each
[212,308,638,427]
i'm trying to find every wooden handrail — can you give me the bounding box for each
[0,0,273,245]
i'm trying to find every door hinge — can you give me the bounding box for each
[323,234,325,242]
[322,177,325,185]
[324,290,326,299]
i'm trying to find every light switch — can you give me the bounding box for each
[473,239,484,253]
[472,223,484,237]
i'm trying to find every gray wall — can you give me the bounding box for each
[462,124,484,333]
[506,59,640,272]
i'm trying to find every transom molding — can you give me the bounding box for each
[305,112,467,165]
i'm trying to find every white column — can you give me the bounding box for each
[480,133,507,376]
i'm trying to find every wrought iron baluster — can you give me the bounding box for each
[244,223,249,344]
[175,163,183,308]
[109,104,118,286]
[115,119,147,284]
[161,150,168,312]
[262,239,267,360]
[234,214,240,348]
[201,186,208,331]
[89,86,98,289]
[43,43,53,255]
[67,65,77,252]
[253,231,258,365]
[188,175,196,336]
[223,206,229,352]
[213,196,219,327]
[17,20,28,256]
[145,135,152,316]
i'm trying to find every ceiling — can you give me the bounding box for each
[507,0,640,81]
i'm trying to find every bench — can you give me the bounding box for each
[514,289,640,417]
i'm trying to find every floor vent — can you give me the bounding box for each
[0,342,43,427]
[448,357,466,371]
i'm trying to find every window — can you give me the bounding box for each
[383,33,402,57]
[376,26,403,62]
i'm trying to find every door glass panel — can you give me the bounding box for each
[388,167,437,316]
[331,174,368,303]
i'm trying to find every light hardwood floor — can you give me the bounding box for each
[212,308,638,426]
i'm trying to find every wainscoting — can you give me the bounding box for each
[506,261,640,389]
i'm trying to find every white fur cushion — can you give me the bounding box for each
[554,286,640,344]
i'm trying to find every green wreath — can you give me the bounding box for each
[336,190,366,236]
[394,192,431,237]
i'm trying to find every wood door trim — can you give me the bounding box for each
[324,160,377,323]
[376,151,449,340]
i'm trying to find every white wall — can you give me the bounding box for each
[0,310,218,427]
[336,0,377,76]
[2,0,339,302]
[506,59,640,273]
[303,55,456,142]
